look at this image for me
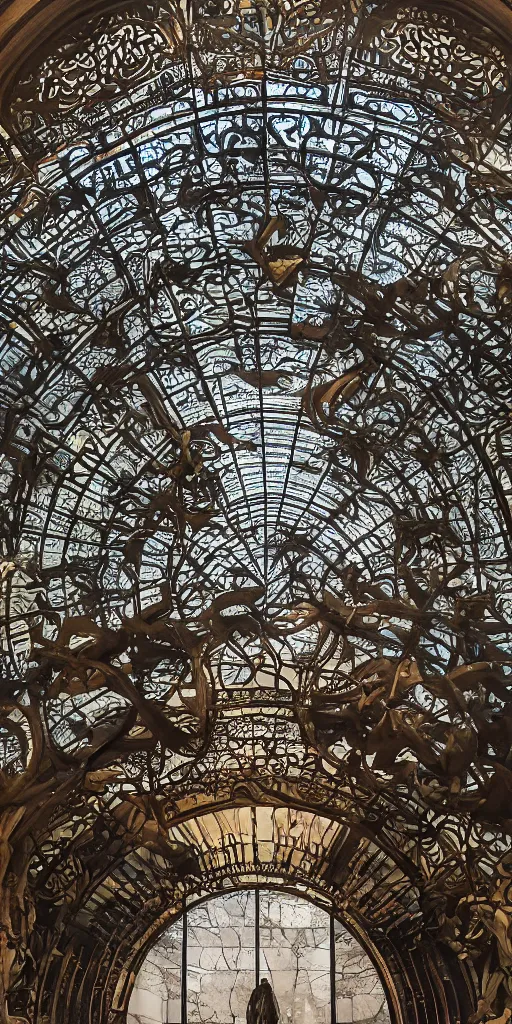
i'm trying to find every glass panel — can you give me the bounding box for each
[128,891,392,1024]
[334,921,389,1024]
[259,892,331,1024]
[128,918,183,1024]
[187,891,256,1024]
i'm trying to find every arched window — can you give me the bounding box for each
[128,891,389,1024]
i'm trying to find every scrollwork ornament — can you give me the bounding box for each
[0,1,511,1022]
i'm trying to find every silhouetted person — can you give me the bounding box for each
[247,978,280,1024]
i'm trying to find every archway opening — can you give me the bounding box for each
[128,889,391,1024]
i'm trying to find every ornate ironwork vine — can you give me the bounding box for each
[0,1,512,1021]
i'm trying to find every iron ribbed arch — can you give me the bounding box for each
[26,801,474,1024]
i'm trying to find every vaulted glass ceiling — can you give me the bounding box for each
[2,2,511,681]
[1,4,512,1019]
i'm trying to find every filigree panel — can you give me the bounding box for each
[0,1,511,1022]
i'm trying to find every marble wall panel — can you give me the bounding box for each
[127,918,183,1024]
[259,892,331,1024]
[187,891,256,1024]
[334,922,389,1024]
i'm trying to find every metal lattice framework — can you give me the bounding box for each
[0,1,512,1022]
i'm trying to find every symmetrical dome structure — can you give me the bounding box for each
[0,1,512,1022]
